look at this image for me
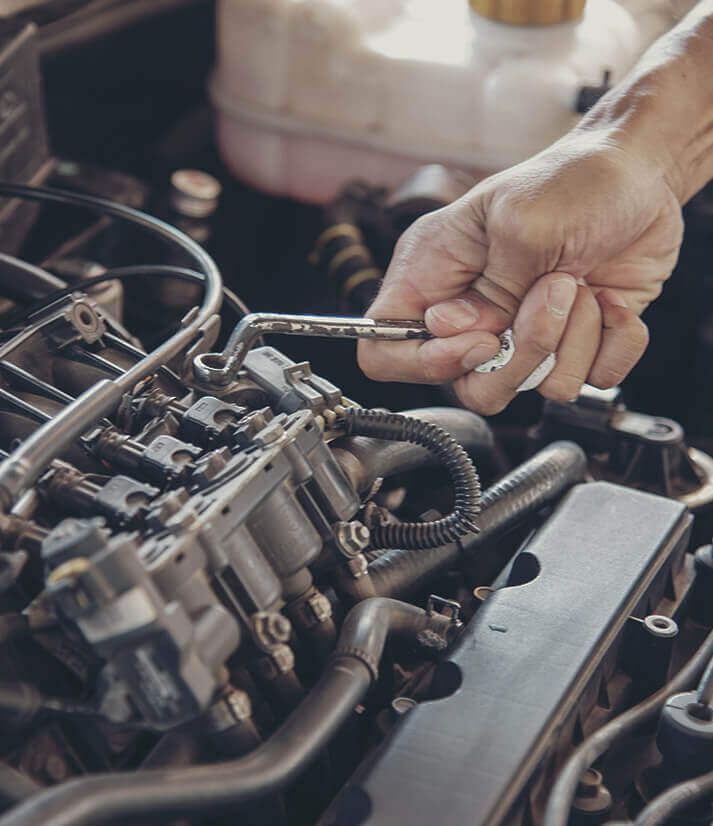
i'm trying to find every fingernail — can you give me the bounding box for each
[462,342,500,371]
[547,278,577,317]
[426,299,480,331]
[601,290,628,308]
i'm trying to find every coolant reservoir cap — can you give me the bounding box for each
[470,0,586,25]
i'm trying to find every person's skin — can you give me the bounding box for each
[358,2,713,415]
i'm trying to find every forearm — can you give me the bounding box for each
[578,1,713,204]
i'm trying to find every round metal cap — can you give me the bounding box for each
[470,0,586,25]
[169,169,222,218]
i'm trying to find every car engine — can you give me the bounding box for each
[0,3,712,826]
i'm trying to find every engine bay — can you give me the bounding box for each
[0,4,712,826]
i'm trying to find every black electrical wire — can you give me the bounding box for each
[0,253,140,344]
[634,767,713,826]
[342,407,481,549]
[543,627,713,826]
[1,266,250,330]
[0,183,223,513]
[334,406,505,492]
[0,184,221,307]
[0,252,65,301]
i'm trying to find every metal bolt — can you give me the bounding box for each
[307,591,332,623]
[252,611,292,651]
[573,768,612,815]
[257,644,295,679]
[334,520,371,558]
[207,688,253,732]
[346,553,369,580]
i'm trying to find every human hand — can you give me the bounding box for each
[357,131,684,415]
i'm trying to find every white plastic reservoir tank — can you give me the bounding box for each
[212,0,697,203]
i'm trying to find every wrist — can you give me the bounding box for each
[572,8,713,204]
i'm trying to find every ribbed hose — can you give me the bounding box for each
[367,441,587,598]
[333,406,505,493]
[342,408,481,549]
[463,440,588,550]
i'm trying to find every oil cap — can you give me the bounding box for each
[470,0,586,25]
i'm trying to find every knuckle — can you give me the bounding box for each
[631,318,650,351]
[539,371,583,402]
[524,332,558,361]
[457,383,509,416]
[393,212,440,258]
[477,396,509,416]
[488,191,519,228]
[588,366,626,390]
[419,354,444,384]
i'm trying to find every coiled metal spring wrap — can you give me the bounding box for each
[342,407,481,549]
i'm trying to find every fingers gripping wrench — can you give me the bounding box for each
[192,313,555,391]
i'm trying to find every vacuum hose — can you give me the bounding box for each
[0,599,450,826]
[342,407,481,548]
[333,406,505,491]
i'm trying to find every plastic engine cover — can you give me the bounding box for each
[323,481,692,826]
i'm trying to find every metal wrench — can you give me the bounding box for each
[191,312,555,390]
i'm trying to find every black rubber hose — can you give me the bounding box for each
[0,599,449,826]
[634,768,713,826]
[367,441,587,599]
[0,185,221,295]
[543,627,713,826]
[342,408,481,549]
[0,253,65,301]
[333,406,505,492]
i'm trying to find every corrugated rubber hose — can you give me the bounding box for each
[342,407,481,549]
[367,441,587,598]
